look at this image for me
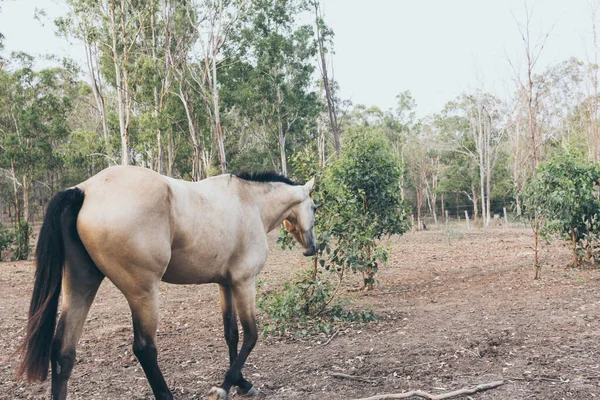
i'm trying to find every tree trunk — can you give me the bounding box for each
[212,55,226,173]
[592,10,599,163]
[416,185,423,230]
[478,110,486,226]
[318,113,326,167]
[167,129,174,177]
[11,160,20,226]
[276,84,287,175]
[314,1,340,154]
[85,40,110,154]
[192,144,202,182]
[22,174,30,224]
[109,0,129,165]
[179,84,203,180]
[471,184,479,220]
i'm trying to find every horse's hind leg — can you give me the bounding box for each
[126,283,173,400]
[210,278,259,400]
[218,284,254,395]
[51,245,104,400]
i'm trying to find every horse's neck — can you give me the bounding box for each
[254,184,302,233]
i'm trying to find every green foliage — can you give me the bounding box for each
[525,152,600,267]
[0,223,14,261]
[267,129,407,335]
[258,267,377,337]
[13,221,31,261]
[323,128,409,288]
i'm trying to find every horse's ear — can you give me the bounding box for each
[283,219,295,232]
[304,177,315,194]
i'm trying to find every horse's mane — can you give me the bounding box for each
[235,171,300,186]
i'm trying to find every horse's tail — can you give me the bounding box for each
[16,187,85,382]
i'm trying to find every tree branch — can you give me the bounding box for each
[351,380,504,400]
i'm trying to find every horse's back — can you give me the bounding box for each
[76,166,173,284]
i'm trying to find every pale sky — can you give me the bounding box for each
[0,0,595,117]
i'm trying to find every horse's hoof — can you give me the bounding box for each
[207,386,228,400]
[239,386,260,397]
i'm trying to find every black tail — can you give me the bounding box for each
[16,188,85,382]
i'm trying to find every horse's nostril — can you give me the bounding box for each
[303,244,317,257]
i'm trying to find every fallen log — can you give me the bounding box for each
[351,380,504,400]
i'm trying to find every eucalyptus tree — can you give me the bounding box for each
[442,92,507,226]
[56,0,111,154]
[312,0,340,154]
[0,55,75,256]
[223,0,319,176]
[182,0,250,174]
[56,0,151,166]
[134,0,183,174]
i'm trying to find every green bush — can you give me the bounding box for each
[323,127,409,289]
[0,223,14,261]
[258,268,377,336]
[264,128,408,335]
[12,220,30,261]
[524,152,600,267]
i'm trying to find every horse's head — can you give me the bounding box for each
[283,177,317,256]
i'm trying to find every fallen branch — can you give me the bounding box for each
[371,289,412,296]
[330,372,378,384]
[321,330,339,346]
[507,375,569,383]
[351,380,504,400]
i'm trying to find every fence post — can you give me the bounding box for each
[465,210,470,230]
[445,210,449,229]
[503,207,508,227]
[411,214,415,232]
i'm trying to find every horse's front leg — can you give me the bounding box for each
[209,279,259,400]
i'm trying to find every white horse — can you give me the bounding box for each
[17,166,316,400]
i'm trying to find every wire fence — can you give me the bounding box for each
[411,204,529,231]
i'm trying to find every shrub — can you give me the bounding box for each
[524,152,600,267]
[0,223,14,261]
[262,129,408,335]
[258,268,377,336]
[12,220,31,261]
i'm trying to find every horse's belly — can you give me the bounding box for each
[161,252,226,284]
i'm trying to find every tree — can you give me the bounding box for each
[525,152,600,268]
[56,0,112,154]
[325,127,409,290]
[511,2,552,278]
[436,92,507,226]
[0,55,74,258]
[222,0,319,176]
[184,0,249,174]
[312,0,340,154]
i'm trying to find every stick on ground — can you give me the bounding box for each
[351,380,504,400]
[330,372,378,384]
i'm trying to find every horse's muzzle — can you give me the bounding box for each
[303,243,317,257]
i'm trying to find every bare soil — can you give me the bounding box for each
[2,226,600,399]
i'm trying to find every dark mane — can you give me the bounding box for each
[235,171,300,186]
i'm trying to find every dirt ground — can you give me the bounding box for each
[2,225,600,399]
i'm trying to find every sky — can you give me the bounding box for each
[0,0,596,117]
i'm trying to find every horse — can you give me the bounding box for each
[16,165,316,400]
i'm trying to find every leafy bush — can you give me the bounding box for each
[0,223,14,261]
[258,268,377,336]
[12,220,30,261]
[264,129,408,335]
[524,152,600,267]
[323,127,409,289]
